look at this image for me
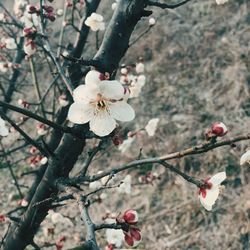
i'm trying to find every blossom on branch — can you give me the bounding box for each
[145,118,159,137]
[240,150,250,166]
[68,70,135,137]
[85,13,105,31]
[198,171,226,211]
[0,117,9,137]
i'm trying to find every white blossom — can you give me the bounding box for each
[68,70,135,137]
[145,118,159,136]
[118,137,135,154]
[0,13,6,21]
[13,0,28,16]
[89,181,102,190]
[240,150,250,165]
[20,8,39,28]
[106,228,124,247]
[149,17,156,26]
[0,117,9,137]
[215,0,228,5]
[4,38,17,50]
[56,9,64,16]
[199,172,226,211]
[118,175,132,194]
[24,40,36,56]
[135,62,144,74]
[85,13,105,31]
[49,211,74,226]
[0,62,8,73]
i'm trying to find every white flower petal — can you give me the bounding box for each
[240,150,250,165]
[209,171,226,186]
[73,84,99,103]
[109,101,135,122]
[68,103,94,124]
[85,70,101,86]
[89,110,116,136]
[199,187,220,211]
[100,80,124,100]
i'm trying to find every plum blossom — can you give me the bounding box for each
[111,0,120,10]
[118,137,135,154]
[89,180,102,190]
[240,150,250,166]
[58,94,69,107]
[4,38,17,50]
[48,211,74,226]
[24,39,36,56]
[37,123,48,136]
[118,175,132,194]
[106,228,124,248]
[135,62,144,74]
[145,118,159,136]
[149,17,156,26]
[198,171,226,211]
[68,70,135,137]
[20,7,39,28]
[215,0,228,5]
[0,62,8,73]
[13,0,28,16]
[0,117,9,137]
[85,13,105,31]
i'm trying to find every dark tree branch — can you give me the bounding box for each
[148,0,192,9]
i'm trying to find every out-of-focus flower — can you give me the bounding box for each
[215,0,228,5]
[111,0,120,10]
[118,175,131,194]
[68,70,135,137]
[20,7,39,28]
[49,211,74,226]
[149,17,156,26]
[56,9,64,16]
[135,62,144,74]
[58,94,69,107]
[13,0,28,16]
[85,13,105,31]
[4,38,17,50]
[18,99,30,108]
[118,137,135,154]
[106,229,124,247]
[18,199,28,207]
[198,171,226,211]
[240,150,250,166]
[36,123,48,136]
[0,214,6,222]
[24,39,36,56]
[0,62,8,73]
[0,117,9,137]
[145,118,159,137]
[0,13,6,21]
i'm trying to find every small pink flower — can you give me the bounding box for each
[37,123,48,136]
[29,146,38,154]
[123,209,138,225]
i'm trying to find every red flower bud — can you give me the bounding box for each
[211,122,228,137]
[123,209,138,224]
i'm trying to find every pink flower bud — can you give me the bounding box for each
[124,227,141,247]
[0,214,6,222]
[211,122,228,137]
[29,146,38,154]
[43,5,54,13]
[27,5,38,14]
[112,135,123,146]
[123,209,138,224]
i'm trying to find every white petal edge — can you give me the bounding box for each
[100,80,124,100]
[109,101,135,122]
[89,110,116,136]
[68,103,94,124]
[209,171,226,186]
